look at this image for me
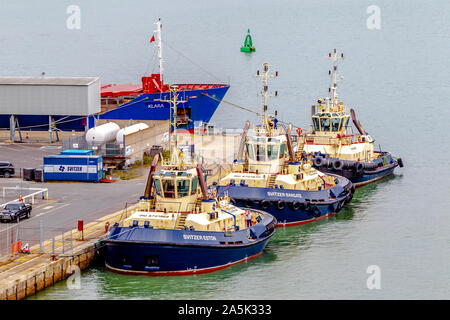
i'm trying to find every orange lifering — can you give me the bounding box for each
[105,221,110,233]
[296,128,303,136]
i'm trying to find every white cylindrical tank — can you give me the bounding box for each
[115,123,149,143]
[85,122,120,143]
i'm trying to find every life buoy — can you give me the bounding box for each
[289,201,301,211]
[310,205,321,218]
[276,201,285,210]
[296,128,303,136]
[260,200,270,210]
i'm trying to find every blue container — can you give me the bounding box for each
[60,149,94,156]
[43,155,103,182]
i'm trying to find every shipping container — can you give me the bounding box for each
[43,155,103,182]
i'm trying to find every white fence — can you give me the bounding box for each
[1,187,49,208]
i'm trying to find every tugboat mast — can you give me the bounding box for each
[157,85,186,165]
[327,49,344,111]
[256,62,278,130]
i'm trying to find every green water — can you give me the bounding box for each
[1,0,448,299]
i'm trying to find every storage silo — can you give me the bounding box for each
[85,122,120,144]
[115,123,149,143]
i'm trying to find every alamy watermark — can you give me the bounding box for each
[66,265,81,289]
[66,5,81,30]
[366,265,381,290]
[366,5,381,30]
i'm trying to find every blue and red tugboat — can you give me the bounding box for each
[102,86,276,275]
[215,63,354,227]
[295,49,404,187]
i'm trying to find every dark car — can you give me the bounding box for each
[0,161,15,178]
[0,201,32,222]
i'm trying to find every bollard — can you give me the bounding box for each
[78,220,84,240]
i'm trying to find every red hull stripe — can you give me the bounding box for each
[275,212,337,228]
[105,251,263,276]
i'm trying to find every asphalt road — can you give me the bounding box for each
[0,173,149,256]
[0,142,61,174]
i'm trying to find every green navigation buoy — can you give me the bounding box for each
[240,29,255,52]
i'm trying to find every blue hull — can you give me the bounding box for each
[312,153,400,187]
[102,211,276,275]
[216,174,354,226]
[0,86,229,132]
[104,238,270,275]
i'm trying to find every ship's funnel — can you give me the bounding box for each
[350,108,366,135]
[237,121,250,160]
[285,123,295,161]
[196,165,208,200]
[143,153,159,199]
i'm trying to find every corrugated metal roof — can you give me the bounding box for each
[0,77,99,86]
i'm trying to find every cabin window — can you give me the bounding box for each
[332,118,341,131]
[177,179,190,198]
[320,117,330,131]
[313,117,320,131]
[191,178,198,195]
[267,144,279,160]
[255,144,266,161]
[246,143,255,160]
[279,143,286,159]
[153,179,162,196]
[162,179,176,198]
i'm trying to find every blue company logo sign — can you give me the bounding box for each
[58,165,83,172]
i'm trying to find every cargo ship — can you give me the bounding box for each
[295,49,403,187]
[215,63,354,227]
[101,86,276,275]
[0,19,229,133]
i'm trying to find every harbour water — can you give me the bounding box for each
[1,0,449,299]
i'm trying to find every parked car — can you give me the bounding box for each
[0,161,15,178]
[0,201,32,222]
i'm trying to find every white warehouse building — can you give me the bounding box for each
[0,77,101,142]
